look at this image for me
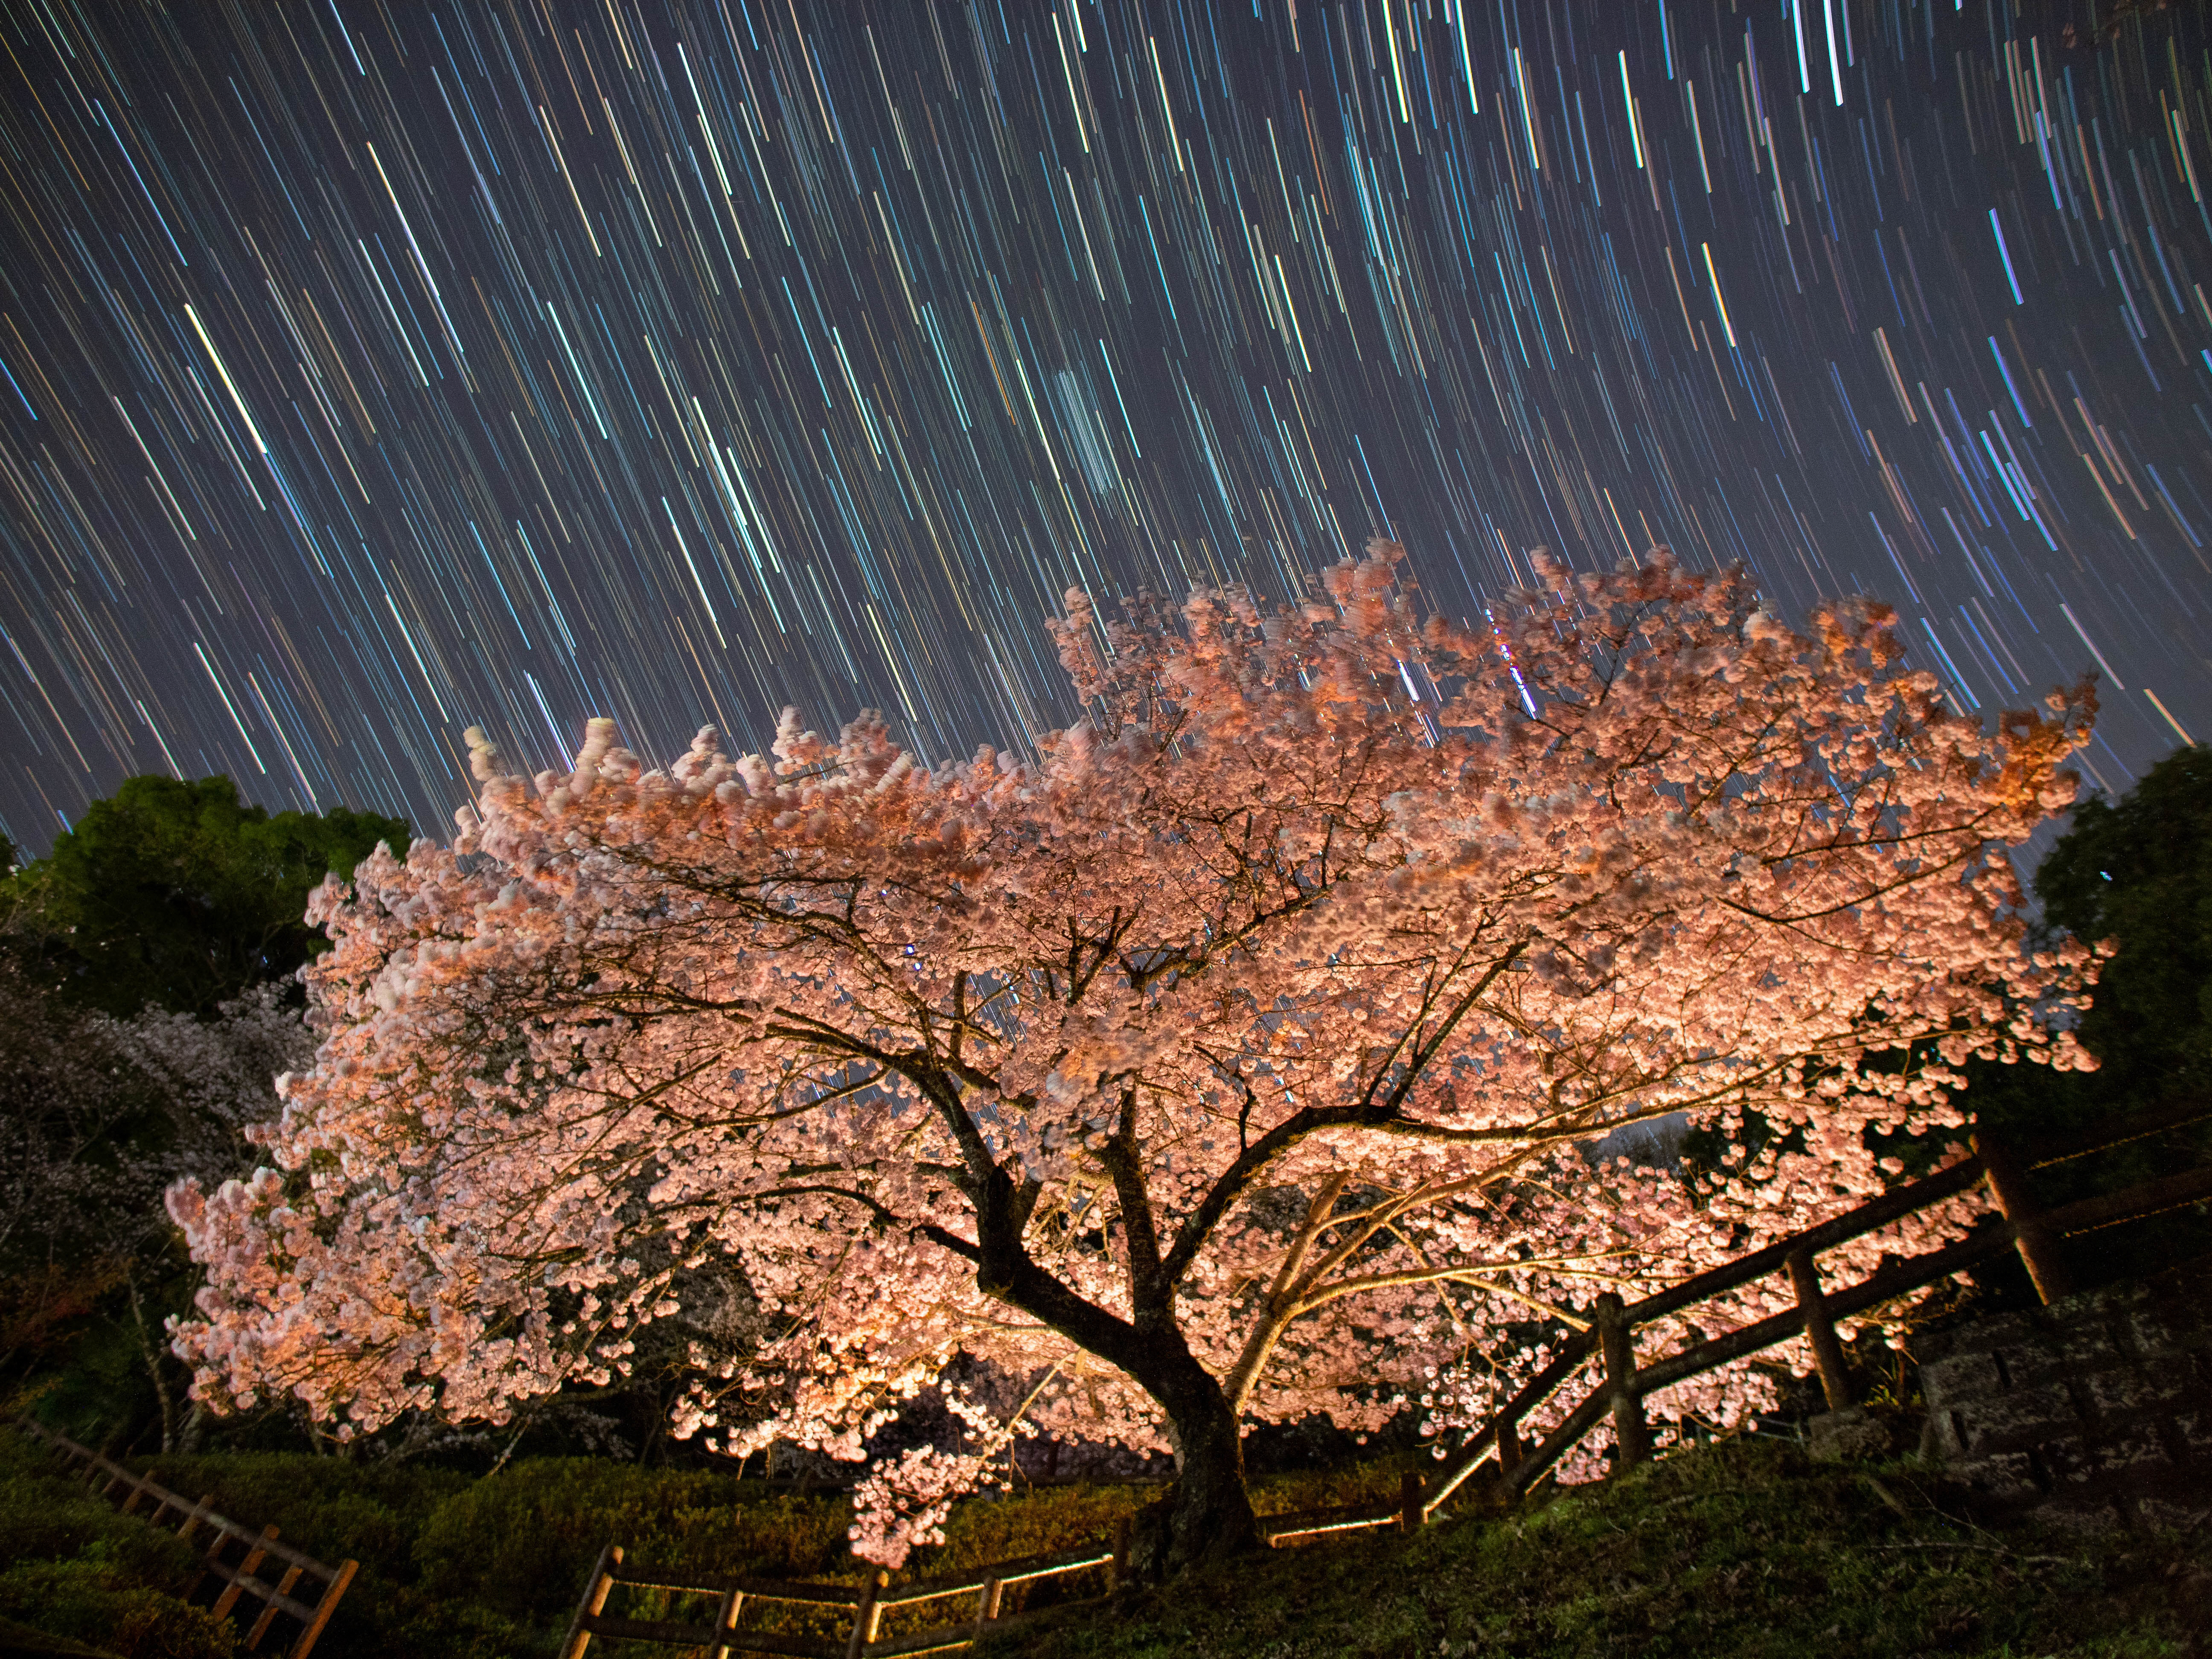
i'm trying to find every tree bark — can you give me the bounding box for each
[946,1081,1260,1578]
[125,1267,176,1453]
[1126,1355,1258,1580]
[975,1205,1259,1577]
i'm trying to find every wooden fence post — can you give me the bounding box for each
[285,1559,355,1659]
[972,1574,1004,1637]
[558,1543,622,1659]
[172,1493,216,1593]
[211,1525,279,1619]
[709,1587,745,1659]
[244,1563,303,1650]
[1398,1468,1424,1531]
[1593,1294,1651,1471]
[116,1467,153,1516]
[1493,1410,1523,1479]
[1108,1514,1132,1589]
[1977,1135,2073,1304]
[1785,1245,1854,1412]
[844,1567,888,1659]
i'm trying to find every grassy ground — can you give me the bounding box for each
[6,1428,2205,1658]
[982,1439,2212,1659]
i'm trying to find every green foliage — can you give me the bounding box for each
[926,1481,1147,1569]
[0,1263,125,1409]
[2032,744,2212,1116]
[409,1460,849,1627]
[0,1614,127,1657]
[0,1569,236,1659]
[985,1439,2210,1659]
[1953,747,2212,1290]
[116,1452,861,1656]
[131,1451,522,1658]
[18,1288,166,1443]
[3,1429,1433,1659]
[0,1435,235,1659]
[0,775,402,1447]
[137,1453,1153,1655]
[4,775,407,1018]
[15,1431,2206,1659]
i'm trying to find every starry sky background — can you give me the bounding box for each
[0,0,2204,856]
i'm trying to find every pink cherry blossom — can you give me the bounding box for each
[170,542,2095,1573]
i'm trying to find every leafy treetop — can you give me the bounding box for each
[2031,743,2212,1104]
[1948,742,2212,1285]
[5,776,407,1019]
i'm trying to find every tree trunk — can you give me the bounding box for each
[1125,1353,1258,1580]
[124,1268,176,1453]
[961,1136,1259,1578]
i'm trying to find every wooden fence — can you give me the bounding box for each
[559,1527,1129,1658]
[13,1418,358,1658]
[1260,1102,2212,1542]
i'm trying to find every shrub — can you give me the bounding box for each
[3,1432,1507,1657]
[0,1437,234,1659]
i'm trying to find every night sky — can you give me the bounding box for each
[0,0,2205,856]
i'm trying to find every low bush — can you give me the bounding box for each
[0,1438,234,1658]
[3,1429,1419,1657]
[22,1431,2198,1659]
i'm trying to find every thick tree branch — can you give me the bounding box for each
[1159,939,1527,1288]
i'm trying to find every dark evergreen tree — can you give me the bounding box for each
[1962,745,2212,1285]
[3,776,407,1018]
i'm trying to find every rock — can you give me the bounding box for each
[1912,1260,2212,1531]
[1806,1406,1897,1462]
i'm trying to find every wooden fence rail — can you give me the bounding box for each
[559,1524,1131,1658]
[1254,1102,2212,1543]
[12,1418,358,1657]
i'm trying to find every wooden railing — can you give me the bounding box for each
[13,1419,358,1656]
[1254,1101,2212,1543]
[559,1527,1130,1658]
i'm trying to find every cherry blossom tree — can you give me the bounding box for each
[1,969,306,1298]
[170,544,2095,1575]
[2,962,306,1445]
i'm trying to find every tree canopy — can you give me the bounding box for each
[0,776,387,1450]
[2032,743,2212,1109]
[4,776,407,1018]
[171,546,2095,1576]
[1941,743,2212,1285]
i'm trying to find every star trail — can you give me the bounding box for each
[0,0,2205,853]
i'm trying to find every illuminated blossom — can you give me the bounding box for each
[171,543,2094,1571]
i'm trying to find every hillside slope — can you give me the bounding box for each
[6,1428,2204,1656]
[982,1440,2211,1659]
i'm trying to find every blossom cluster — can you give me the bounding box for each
[169,543,2094,1525]
[3,967,305,1269]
